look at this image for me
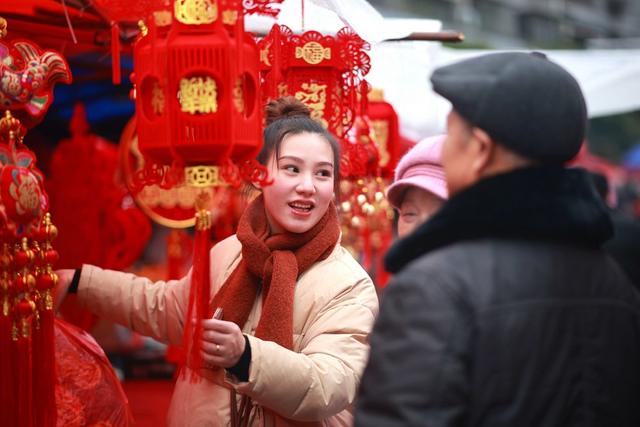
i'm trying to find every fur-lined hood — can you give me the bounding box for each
[385,167,613,273]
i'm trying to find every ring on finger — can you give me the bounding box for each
[216,344,220,353]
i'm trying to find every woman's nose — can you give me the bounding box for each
[296,174,316,194]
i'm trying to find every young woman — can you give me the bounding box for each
[386,135,448,238]
[55,97,379,426]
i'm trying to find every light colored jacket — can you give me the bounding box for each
[77,235,378,426]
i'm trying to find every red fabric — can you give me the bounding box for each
[55,318,134,427]
[211,194,340,350]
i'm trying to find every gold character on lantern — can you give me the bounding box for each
[179,76,218,114]
[277,82,288,97]
[174,0,217,25]
[154,10,172,27]
[295,83,328,127]
[222,10,238,25]
[296,42,331,65]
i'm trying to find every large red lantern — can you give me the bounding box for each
[132,0,278,191]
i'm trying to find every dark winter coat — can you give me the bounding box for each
[355,167,640,427]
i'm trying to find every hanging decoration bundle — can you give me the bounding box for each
[130,0,284,377]
[0,17,71,427]
[257,24,371,151]
[258,22,396,284]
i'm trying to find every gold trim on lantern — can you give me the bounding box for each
[195,208,211,230]
[174,0,217,25]
[222,10,238,25]
[295,42,331,65]
[154,10,172,27]
[368,87,385,102]
[260,46,271,66]
[194,191,212,230]
[179,76,218,114]
[295,83,328,128]
[137,20,148,37]
[0,17,7,39]
[0,110,24,143]
[185,166,225,188]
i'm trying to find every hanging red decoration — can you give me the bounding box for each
[47,104,152,333]
[0,31,71,127]
[90,0,168,84]
[257,23,397,286]
[367,87,401,179]
[47,104,152,272]
[132,0,279,192]
[338,84,393,287]
[131,0,283,380]
[258,24,371,169]
[0,18,72,427]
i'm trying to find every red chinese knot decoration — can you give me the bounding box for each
[0,18,72,427]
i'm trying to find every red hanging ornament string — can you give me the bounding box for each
[0,241,14,427]
[181,192,213,380]
[15,316,33,427]
[31,215,58,427]
[0,22,70,425]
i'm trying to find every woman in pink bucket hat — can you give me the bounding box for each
[386,135,448,238]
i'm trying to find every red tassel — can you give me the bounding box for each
[111,22,121,85]
[32,303,56,427]
[181,203,212,381]
[15,321,33,427]
[0,308,14,426]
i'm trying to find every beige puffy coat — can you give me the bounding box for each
[77,235,378,426]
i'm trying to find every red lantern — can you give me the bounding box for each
[133,0,276,190]
[258,24,371,176]
[367,87,401,179]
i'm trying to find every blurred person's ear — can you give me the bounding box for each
[469,127,496,178]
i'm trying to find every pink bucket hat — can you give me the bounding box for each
[386,134,448,209]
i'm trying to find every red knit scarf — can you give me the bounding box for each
[211,194,340,349]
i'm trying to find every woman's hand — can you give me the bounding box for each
[53,269,75,312]
[200,318,246,369]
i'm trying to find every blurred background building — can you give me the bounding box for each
[370,0,640,49]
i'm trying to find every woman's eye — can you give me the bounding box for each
[282,165,299,173]
[316,169,332,178]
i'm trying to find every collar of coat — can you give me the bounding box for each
[384,166,613,274]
